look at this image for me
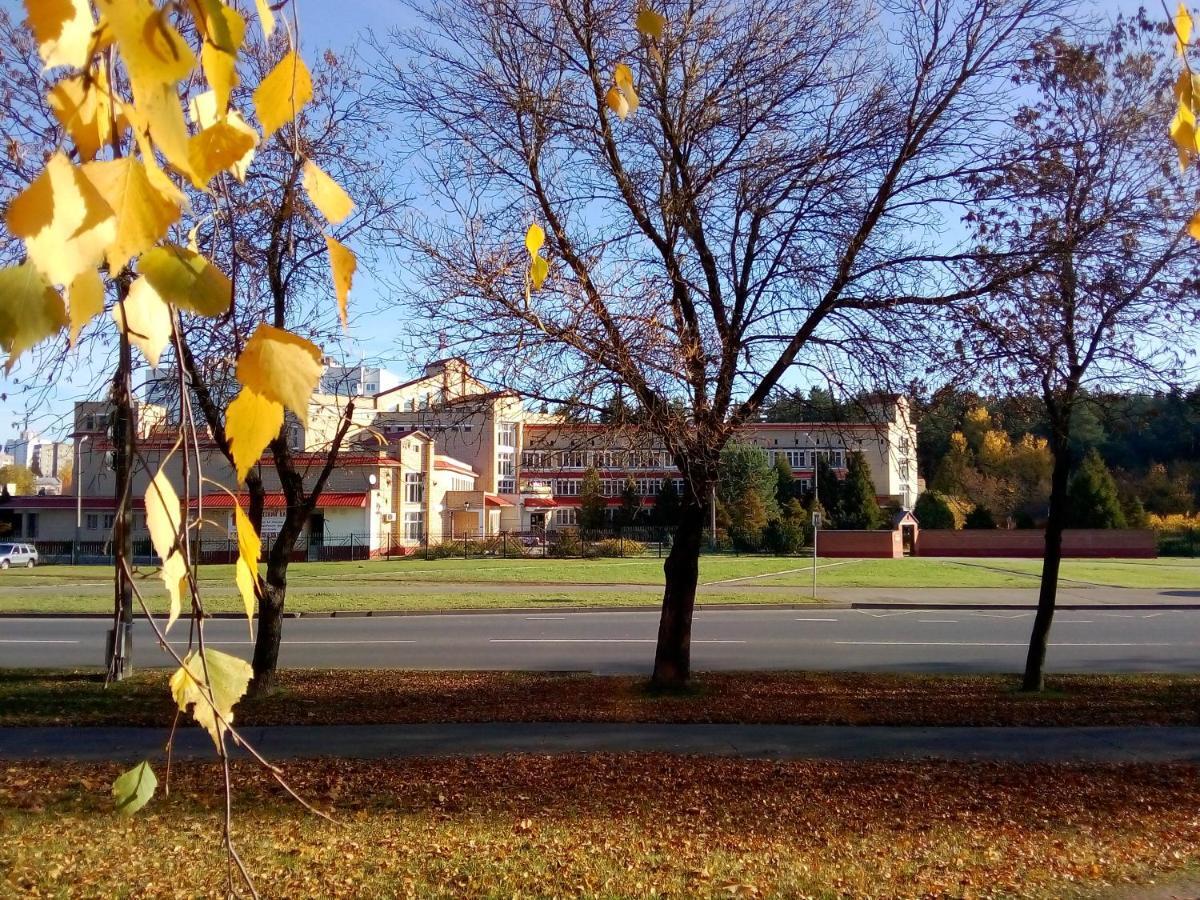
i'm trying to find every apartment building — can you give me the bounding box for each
[4,360,917,555]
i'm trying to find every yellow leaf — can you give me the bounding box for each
[24,0,95,70]
[226,387,283,482]
[254,0,275,39]
[112,276,173,367]
[129,81,201,186]
[145,466,182,562]
[169,648,253,748]
[188,94,258,182]
[225,111,259,182]
[95,0,194,95]
[0,264,68,372]
[188,120,258,185]
[66,269,105,347]
[1171,101,1197,167]
[138,244,232,317]
[48,69,123,161]
[82,157,182,272]
[303,161,355,225]
[233,504,260,633]
[635,7,666,40]
[199,2,245,114]
[525,223,545,256]
[161,550,188,632]
[1189,210,1200,240]
[189,0,239,52]
[6,152,115,288]
[614,63,639,116]
[325,235,356,330]
[235,324,323,424]
[531,255,549,290]
[1177,2,1193,56]
[605,85,629,120]
[253,50,314,141]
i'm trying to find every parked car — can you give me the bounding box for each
[0,543,38,569]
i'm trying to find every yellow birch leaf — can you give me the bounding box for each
[253,50,314,141]
[199,2,245,114]
[254,0,275,39]
[233,504,260,633]
[605,85,629,120]
[1171,101,1197,168]
[24,0,95,70]
[145,466,182,562]
[6,152,115,288]
[225,111,258,182]
[188,119,258,185]
[138,244,232,317]
[235,324,323,424]
[525,223,545,256]
[188,0,238,52]
[530,255,549,290]
[1177,2,1193,56]
[325,235,356,329]
[635,7,666,40]
[226,387,283,482]
[1188,210,1200,240]
[169,648,253,748]
[161,550,188,632]
[48,70,121,161]
[112,276,173,367]
[0,263,68,372]
[66,269,105,347]
[303,161,355,225]
[614,63,639,116]
[83,157,182,272]
[129,81,201,186]
[189,89,220,129]
[95,0,194,95]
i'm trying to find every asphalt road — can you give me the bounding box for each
[2,607,1198,673]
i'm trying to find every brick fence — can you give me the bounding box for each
[816,530,903,558]
[914,529,1156,559]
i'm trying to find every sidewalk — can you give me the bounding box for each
[3,723,1198,763]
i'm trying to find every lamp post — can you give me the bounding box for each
[72,435,89,565]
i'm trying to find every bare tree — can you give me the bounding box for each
[177,39,404,693]
[952,16,1200,691]
[375,0,1062,686]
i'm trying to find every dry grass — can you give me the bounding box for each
[2,756,1199,898]
[4,669,1200,727]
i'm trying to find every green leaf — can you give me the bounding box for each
[170,648,253,748]
[137,244,232,317]
[112,761,157,816]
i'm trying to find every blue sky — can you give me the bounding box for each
[0,0,1156,442]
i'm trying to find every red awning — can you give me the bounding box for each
[522,497,558,508]
[484,493,515,508]
[191,492,368,510]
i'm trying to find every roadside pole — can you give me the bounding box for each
[811,511,821,600]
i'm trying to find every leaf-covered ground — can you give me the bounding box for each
[2,756,1199,898]
[4,669,1200,727]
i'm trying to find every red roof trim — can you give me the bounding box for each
[522,497,558,508]
[189,492,368,510]
[484,493,515,508]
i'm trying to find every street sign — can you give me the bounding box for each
[811,512,822,528]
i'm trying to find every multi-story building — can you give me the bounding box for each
[4,360,917,555]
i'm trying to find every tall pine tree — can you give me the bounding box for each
[578,467,607,530]
[838,451,883,529]
[1065,450,1126,529]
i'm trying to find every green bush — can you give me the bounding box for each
[913,491,956,530]
[591,537,647,557]
[964,505,997,529]
[548,530,583,557]
[763,517,805,554]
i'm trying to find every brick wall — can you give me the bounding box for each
[816,530,902,558]
[914,529,1156,558]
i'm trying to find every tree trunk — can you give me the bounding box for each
[107,332,135,681]
[250,548,288,695]
[652,495,704,688]
[1022,428,1072,692]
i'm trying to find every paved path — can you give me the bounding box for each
[2,723,1198,763]
[3,605,1200,673]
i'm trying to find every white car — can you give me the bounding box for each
[0,543,38,569]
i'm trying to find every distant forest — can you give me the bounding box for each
[763,387,1200,518]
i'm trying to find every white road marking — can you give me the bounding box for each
[855,610,917,618]
[1143,613,1165,619]
[702,560,855,586]
[1055,619,1094,624]
[918,619,958,623]
[1100,613,1136,618]
[794,618,839,622]
[835,641,1172,647]
[971,612,1030,619]
[489,639,746,644]
[0,639,80,644]
[525,616,567,620]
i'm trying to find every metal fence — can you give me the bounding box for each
[21,525,812,566]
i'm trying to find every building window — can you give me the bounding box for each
[403,511,424,540]
[404,473,425,504]
[553,478,580,496]
[25,513,37,539]
[785,449,802,468]
[673,478,686,495]
[498,423,517,448]
[86,513,99,531]
[553,508,577,526]
[103,513,115,529]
